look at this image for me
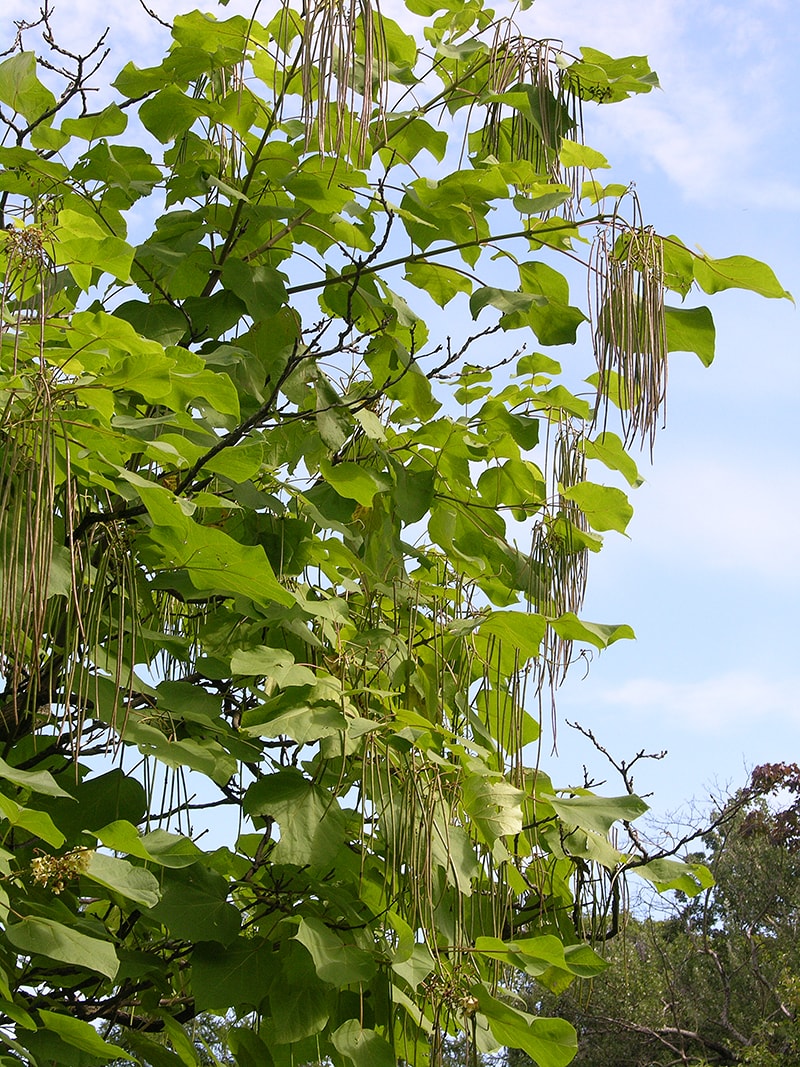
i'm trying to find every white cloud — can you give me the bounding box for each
[629,453,800,583]
[509,0,800,210]
[6,0,799,211]
[592,670,800,733]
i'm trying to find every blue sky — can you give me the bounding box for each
[518,0,800,821]
[7,0,798,825]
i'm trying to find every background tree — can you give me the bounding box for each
[508,764,800,1067]
[0,1,788,1065]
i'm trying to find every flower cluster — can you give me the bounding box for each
[30,849,92,894]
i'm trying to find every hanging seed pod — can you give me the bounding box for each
[590,202,668,452]
[0,388,58,736]
[529,418,589,734]
[482,26,583,203]
[300,0,388,164]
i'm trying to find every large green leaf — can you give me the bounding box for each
[84,852,161,908]
[547,792,648,835]
[404,261,472,306]
[693,254,792,300]
[462,773,525,844]
[192,937,275,1011]
[561,482,633,534]
[548,614,635,649]
[150,864,240,944]
[139,85,206,143]
[5,917,118,980]
[319,458,392,506]
[516,261,587,345]
[0,794,64,847]
[39,1012,133,1063]
[665,304,716,366]
[0,757,71,798]
[221,258,287,318]
[332,1021,395,1067]
[244,769,347,871]
[633,857,714,896]
[294,917,377,985]
[474,985,577,1067]
[267,942,333,1045]
[136,483,293,607]
[61,104,127,140]
[93,821,202,868]
[55,208,134,289]
[582,432,642,487]
[0,52,56,122]
[479,612,547,661]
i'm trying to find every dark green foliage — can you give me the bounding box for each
[0,2,786,1064]
[509,766,800,1066]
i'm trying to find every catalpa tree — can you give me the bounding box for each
[0,1,789,1065]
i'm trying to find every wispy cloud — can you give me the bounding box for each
[629,453,800,584]
[6,0,798,208]
[517,0,800,210]
[591,670,800,733]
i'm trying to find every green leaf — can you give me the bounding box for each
[580,179,629,205]
[513,186,572,216]
[405,261,472,307]
[474,985,577,1067]
[241,699,346,744]
[94,821,202,868]
[548,614,635,649]
[114,301,188,346]
[662,235,696,297]
[6,917,118,980]
[693,254,792,300]
[121,1032,187,1067]
[582,432,642,488]
[34,769,146,843]
[267,942,332,1044]
[634,857,715,896]
[0,794,65,847]
[61,104,127,140]
[150,864,240,944]
[429,819,481,894]
[244,769,346,871]
[55,208,134,288]
[547,792,648,835]
[392,942,435,988]
[39,1011,133,1062]
[0,756,71,798]
[0,53,56,122]
[139,85,206,143]
[192,936,275,1011]
[394,464,436,523]
[230,646,316,688]
[462,774,525,844]
[294,917,377,985]
[479,612,547,661]
[561,482,633,534]
[559,139,610,170]
[136,484,293,607]
[29,123,70,151]
[319,458,392,506]
[221,258,287,318]
[665,305,716,366]
[381,115,447,164]
[331,1021,395,1067]
[475,934,570,976]
[470,286,535,318]
[84,852,161,908]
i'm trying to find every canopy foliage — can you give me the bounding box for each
[509,764,800,1067]
[0,1,788,1065]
